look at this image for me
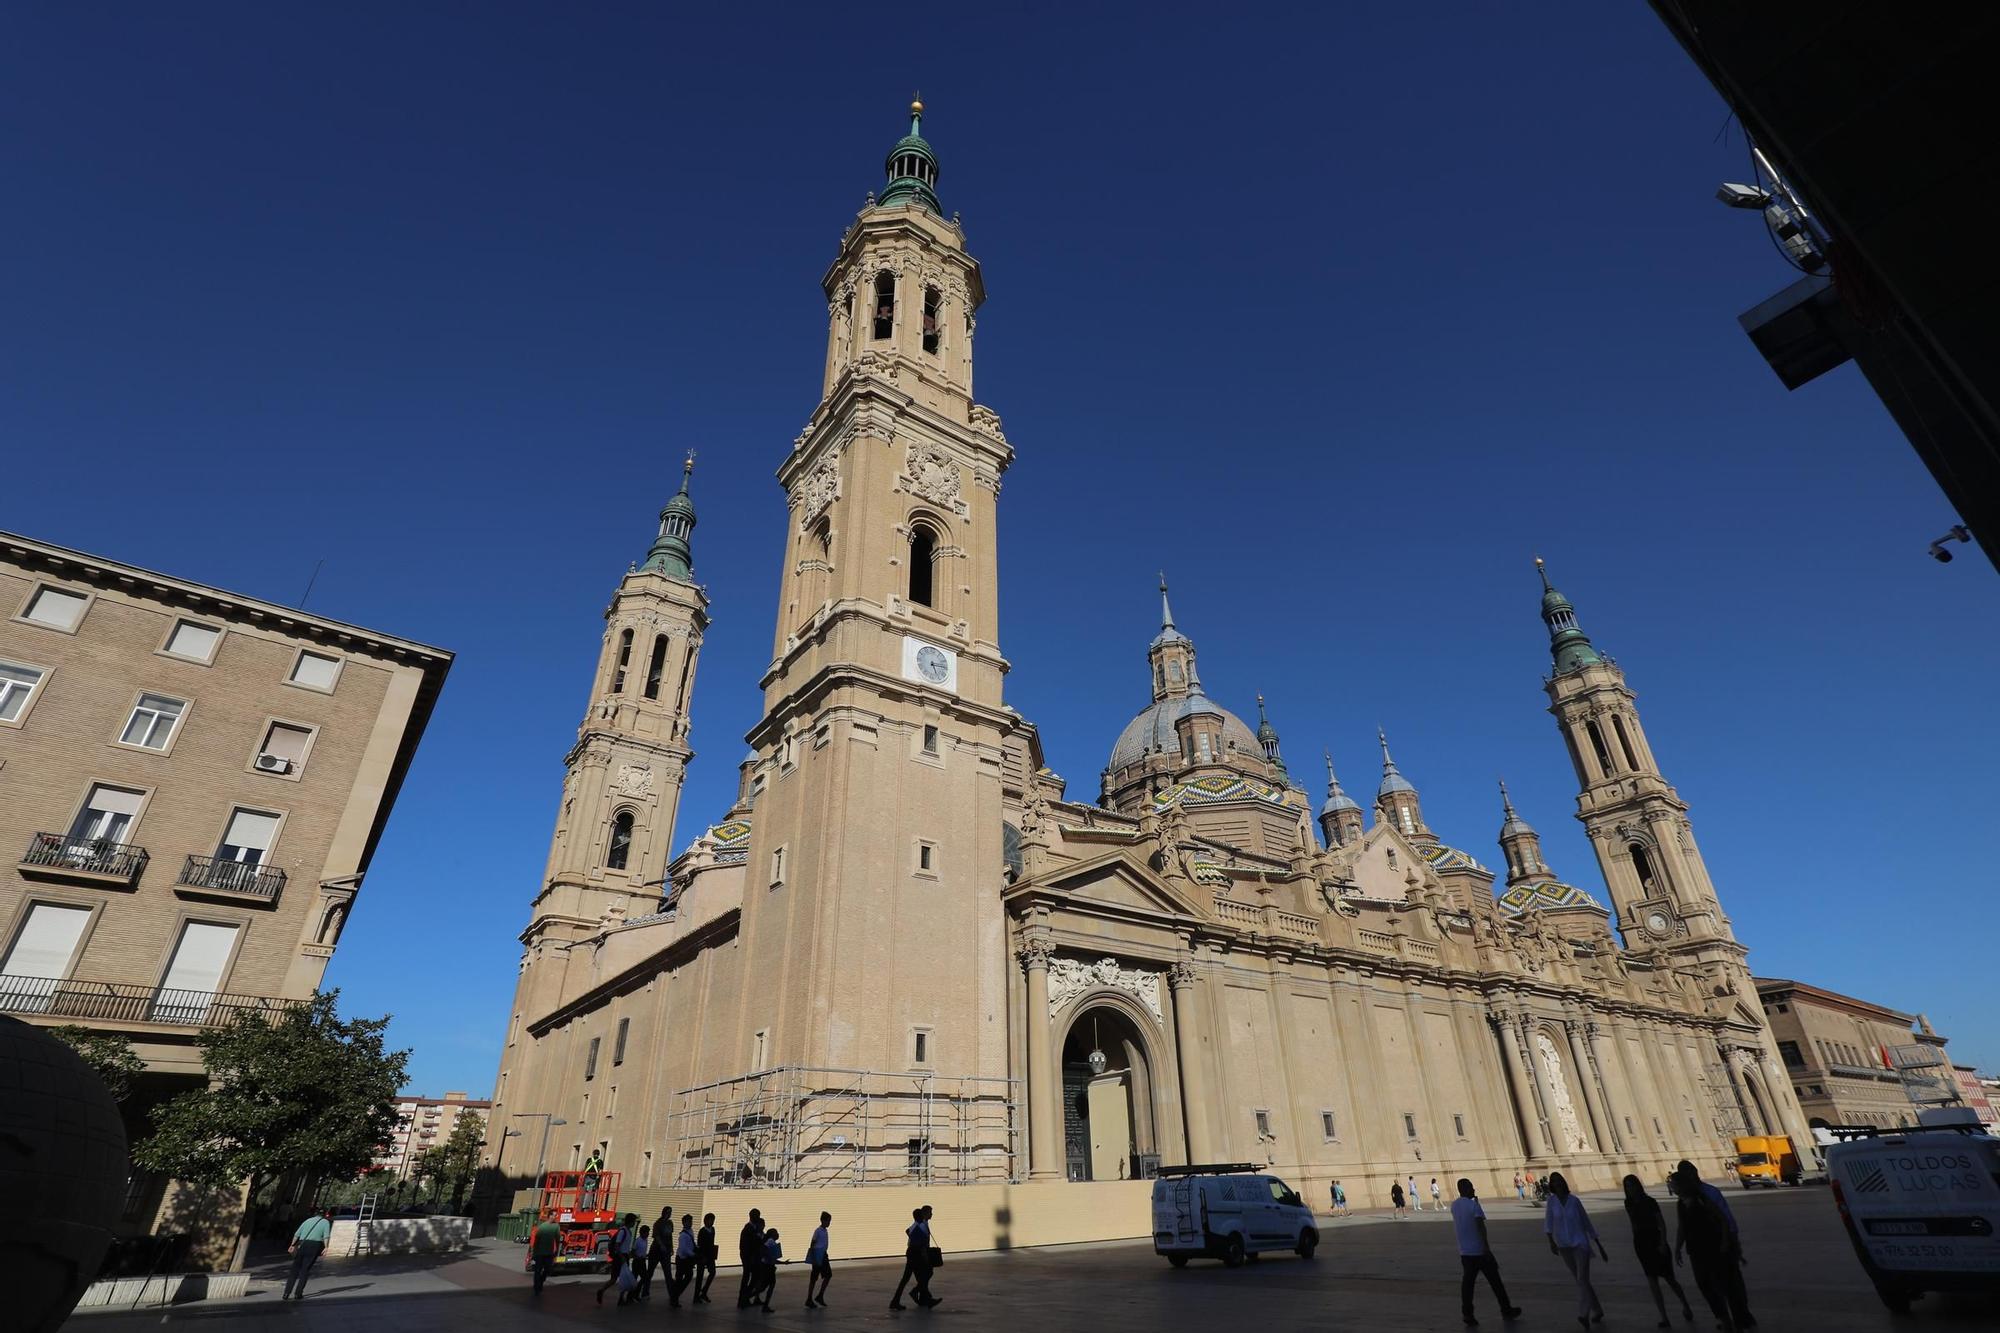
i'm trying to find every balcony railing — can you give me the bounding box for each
[20,832,149,885]
[0,975,295,1028]
[177,854,287,902]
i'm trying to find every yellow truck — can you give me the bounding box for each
[1733,1134,1804,1187]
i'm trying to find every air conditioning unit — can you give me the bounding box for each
[255,753,292,774]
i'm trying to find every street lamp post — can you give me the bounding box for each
[509,1113,567,1210]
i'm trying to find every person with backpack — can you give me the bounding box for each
[596,1213,640,1306]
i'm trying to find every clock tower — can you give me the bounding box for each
[729,101,1017,1084]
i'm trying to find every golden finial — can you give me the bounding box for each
[911,92,924,115]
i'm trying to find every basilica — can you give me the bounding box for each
[487,104,1811,1247]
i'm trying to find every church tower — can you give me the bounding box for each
[1536,559,1730,957]
[1496,780,1547,887]
[1538,558,1816,1147]
[504,463,708,1051]
[731,101,1016,1082]
[1319,750,1364,848]
[1374,727,1433,847]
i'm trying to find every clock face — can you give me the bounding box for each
[1646,910,1670,935]
[916,645,949,683]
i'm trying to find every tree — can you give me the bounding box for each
[49,1025,144,1103]
[440,1111,485,1212]
[133,990,408,1270]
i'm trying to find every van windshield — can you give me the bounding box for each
[1737,1153,1769,1165]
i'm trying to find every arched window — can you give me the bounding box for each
[872,273,895,341]
[1613,716,1641,770]
[607,812,635,871]
[1630,842,1659,894]
[643,636,668,700]
[922,286,941,355]
[611,629,633,693]
[908,525,937,607]
[1585,720,1613,773]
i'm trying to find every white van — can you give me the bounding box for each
[1152,1164,1319,1268]
[1826,1110,2000,1313]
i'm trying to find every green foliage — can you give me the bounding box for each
[440,1110,485,1207]
[48,1025,144,1103]
[133,990,408,1197]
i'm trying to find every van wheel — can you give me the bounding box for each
[1870,1279,1912,1314]
[1297,1230,1318,1260]
[1222,1235,1245,1268]
[1168,1255,1189,1269]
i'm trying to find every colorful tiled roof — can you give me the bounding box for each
[706,818,753,865]
[1495,879,1607,916]
[1153,774,1291,808]
[1420,844,1491,875]
[1188,859,1233,886]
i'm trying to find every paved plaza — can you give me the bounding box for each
[70,1188,1991,1332]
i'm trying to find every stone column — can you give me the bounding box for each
[1583,1021,1624,1153]
[1167,959,1214,1164]
[1564,1017,1613,1155]
[1018,939,1062,1180]
[1520,1013,1571,1151]
[1491,1010,1550,1157]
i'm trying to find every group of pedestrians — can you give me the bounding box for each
[1446,1160,1757,1332]
[1390,1174,1447,1215]
[530,1204,935,1314]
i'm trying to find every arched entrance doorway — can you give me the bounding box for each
[1740,1066,1775,1136]
[1060,1004,1157,1181]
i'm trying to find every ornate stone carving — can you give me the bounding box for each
[969,404,1006,441]
[900,440,965,515]
[1167,958,1199,990]
[1016,938,1053,973]
[1046,954,1164,1023]
[1536,1030,1589,1152]
[794,457,841,524]
[610,764,655,800]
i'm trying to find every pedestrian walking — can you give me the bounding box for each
[738,1208,767,1307]
[633,1225,654,1301]
[694,1212,719,1303]
[1450,1178,1523,1327]
[1391,1181,1407,1217]
[672,1213,697,1307]
[597,1213,640,1306]
[805,1211,834,1308]
[1623,1175,1695,1328]
[1543,1172,1608,1328]
[649,1207,674,1298]
[281,1207,334,1300]
[529,1213,563,1296]
[1431,1177,1443,1212]
[753,1229,782,1311]
[1409,1174,1422,1211]
[889,1204,940,1310]
[1674,1162,1754,1331]
[1332,1180,1348,1216]
[1514,1171,1526,1202]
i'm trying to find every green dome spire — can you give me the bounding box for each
[640,452,698,580]
[878,96,942,215]
[1537,556,1603,674]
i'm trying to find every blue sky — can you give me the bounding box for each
[4,3,1994,1093]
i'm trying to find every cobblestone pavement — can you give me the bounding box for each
[68,1187,1993,1332]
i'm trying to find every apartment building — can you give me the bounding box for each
[1755,977,1943,1130]
[0,530,450,1235]
[375,1090,490,1177]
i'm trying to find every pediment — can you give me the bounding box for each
[1008,846,1205,921]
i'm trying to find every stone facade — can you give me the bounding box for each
[484,105,1816,1214]
[0,528,451,1241]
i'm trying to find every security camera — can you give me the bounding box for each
[1716,182,1772,209]
[1927,524,1972,563]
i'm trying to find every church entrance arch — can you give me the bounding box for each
[1058,1000,1160,1182]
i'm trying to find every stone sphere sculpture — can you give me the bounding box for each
[0,1016,130,1333]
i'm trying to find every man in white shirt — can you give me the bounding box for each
[805,1210,833,1308]
[1450,1179,1522,1327]
[1409,1174,1421,1211]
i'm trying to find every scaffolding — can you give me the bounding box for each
[1887,1043,1957,1108]
[661,1066,1019,1188]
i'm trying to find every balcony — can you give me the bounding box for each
[175,854,286,904]
[20,833,149,888]
[0,976,295,1028]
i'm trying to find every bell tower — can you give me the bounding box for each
[498,461,708,1085]
[733,101,1017,1083]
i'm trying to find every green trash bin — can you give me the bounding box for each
[496,1210,534,1243]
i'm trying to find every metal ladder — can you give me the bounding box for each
[351,1192,378,1256]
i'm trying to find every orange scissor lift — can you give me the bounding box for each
[526,1170,623,1271]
